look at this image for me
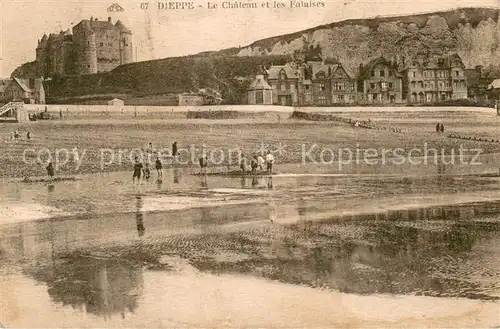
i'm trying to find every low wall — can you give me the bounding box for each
[23,104,294,114]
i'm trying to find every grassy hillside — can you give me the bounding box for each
[45,55,290,104]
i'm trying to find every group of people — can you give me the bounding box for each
[9,130,31,140]
[133,141,178,185]
[435,123,445,133]
[239,151,275,174]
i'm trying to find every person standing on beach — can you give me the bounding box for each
[26,131,31,140]
[172,141,178,157]
[436,123,440,133]
[251,156,258,174]
[265,150,274,174]
[440,123,445,133]
[46,162,55,181]
[257,155,265,171]
[133,157,143,186]
[155,156,163,179]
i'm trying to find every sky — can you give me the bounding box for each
[0,0,498,77]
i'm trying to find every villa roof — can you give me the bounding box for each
[267,64,299,80]
[248,75,272,90]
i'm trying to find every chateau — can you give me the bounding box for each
[36,17,133,77]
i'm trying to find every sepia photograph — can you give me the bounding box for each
[0,0,500,327]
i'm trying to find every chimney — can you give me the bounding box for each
[90,16,93,21]
[108,17,112,23]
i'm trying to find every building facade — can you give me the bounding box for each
[0,78,45,104]
[265,64,300,106]
[358,57,404,104]
[36,17,133,77]
[247,75,273,105]
[404,54,467,103]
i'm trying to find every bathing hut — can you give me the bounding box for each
[107,98,124,107]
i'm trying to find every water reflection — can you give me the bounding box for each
[135,195,145,237]
[173,168,180,184]
[29,256,144,320]
[192,201,500,300]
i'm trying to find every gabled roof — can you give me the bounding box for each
[404,53,465,71]
[248,75,272,90]
[308,61,338,80]
[267,64,299,80]
[359,57,403,79]
[331,64,355,79]
[12,78,32,93]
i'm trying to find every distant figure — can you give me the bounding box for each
[436,123,440,133]
[172,141,178,157]
[257,155,265,171]
[251,155,258,174]
[155,157,163,178]
[199,156,208,174]
[265,150,274,174]
[143,162,151,180]
[240,154,247,173]
[14,130,20,140]
[146,142,153,154]
[10,131,14,140]
[133,157,143,186]
[440,123,445,133]
[59,109,63,119]
[26,131,31,140]
[72,146,79,164]
[46,162,55,181]
[136,196,145,237]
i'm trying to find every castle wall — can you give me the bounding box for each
[92,26,121,73]
[35,18,133,77]
[120,31,133,64]
[73,25,98,75]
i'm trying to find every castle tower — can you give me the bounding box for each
[73,20,97,75]
[36,34,49,76]
[115,20,133,64]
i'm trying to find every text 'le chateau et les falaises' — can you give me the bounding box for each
[153,0,325,10]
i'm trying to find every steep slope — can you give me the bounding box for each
[235,7,500,74]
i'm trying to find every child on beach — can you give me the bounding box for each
[251,156,258,174]
[155,157,163,179]
[133,157,143,186]
[46,162,55,181]
[143,162,151,180]
[265,150,274,174]
[257,155,265,171]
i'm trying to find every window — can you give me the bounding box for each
[318,95,327,105]
[455,70,459,77]
[87,41,90,45]
[305,85,310,90]
[280,83,286,91]
[412,72,416,78]
[351,95,356,101]
[411,81,416,88]
[380,70,385,77]
[87,65,90,68]
[388,82,393,89]
[319,84,325,91]
[389,70,393,77]
[371,70,375,77]
[338,95,345,101]
[255,91,263,104]
[381,82,387,90]
[100,42,104,46]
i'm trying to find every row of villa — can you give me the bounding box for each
[247,54,470,106]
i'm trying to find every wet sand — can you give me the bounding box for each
[1,109,500,327]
